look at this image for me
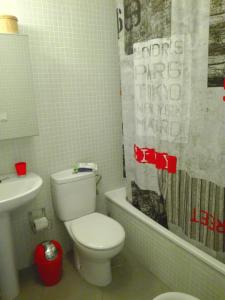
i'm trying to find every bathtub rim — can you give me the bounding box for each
[105,187,225,276]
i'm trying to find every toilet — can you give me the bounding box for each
[153,292,200,300]
[51,169,125,286]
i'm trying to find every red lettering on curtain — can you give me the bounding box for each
[191,208,199,223]
[223,79,225,101]
[191,208,225,234]
[134,145,177,173]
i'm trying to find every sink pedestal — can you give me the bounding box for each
[0,213,19,300]
[0,172,43,298]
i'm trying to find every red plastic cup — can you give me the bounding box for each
[15,162,27,176]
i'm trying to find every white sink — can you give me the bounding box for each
[0,173,43,213]
[0,172,43,300]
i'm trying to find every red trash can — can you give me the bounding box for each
[34,240,63,286]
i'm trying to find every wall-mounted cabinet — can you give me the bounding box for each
[0,34,38,140]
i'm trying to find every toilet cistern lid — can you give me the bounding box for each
[70,213,125,250]
[51,168,94,184]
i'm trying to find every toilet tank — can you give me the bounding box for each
[51,169,96,221]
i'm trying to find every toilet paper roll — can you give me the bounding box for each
[32,217,49,232]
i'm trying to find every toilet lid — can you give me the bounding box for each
[70,213,125,250]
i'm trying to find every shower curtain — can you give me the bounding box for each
[116,0,225,262]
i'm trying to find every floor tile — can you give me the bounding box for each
[18,250,170,300]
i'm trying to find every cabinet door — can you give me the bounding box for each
[0,34,38,140]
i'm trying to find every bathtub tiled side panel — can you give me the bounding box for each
[108,202,225,300]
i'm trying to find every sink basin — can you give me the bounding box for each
[0,172,43,300]
[0,173,43,213]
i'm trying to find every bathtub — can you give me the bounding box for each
[105,187,225,300]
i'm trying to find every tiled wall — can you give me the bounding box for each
[0,0,123,269]
[108,200,225,300]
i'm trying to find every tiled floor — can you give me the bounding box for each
[18,250,169,300]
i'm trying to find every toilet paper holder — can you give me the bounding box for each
[29,208,51,233]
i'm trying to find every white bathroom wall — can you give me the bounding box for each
[0,0,123,269]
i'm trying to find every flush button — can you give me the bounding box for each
[0,112,8,122]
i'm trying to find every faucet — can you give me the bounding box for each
[0,176,9,183]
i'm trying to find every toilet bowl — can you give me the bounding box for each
[153,292,200,300]
[65,212,125,286]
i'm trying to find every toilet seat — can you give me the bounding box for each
[66,212,125,250]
